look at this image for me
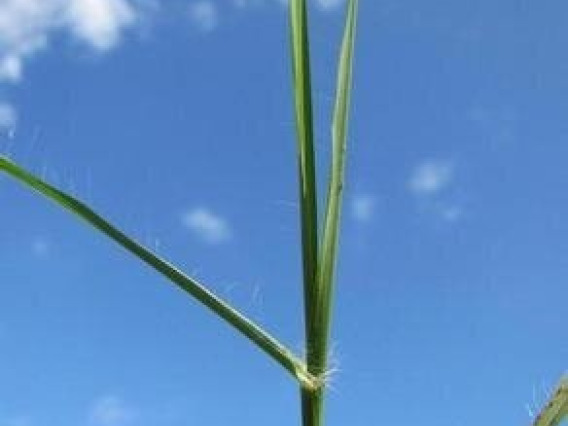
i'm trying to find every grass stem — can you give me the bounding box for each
[288,0,322,422]
[289,0,358,425]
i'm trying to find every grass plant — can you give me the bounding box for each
[1,1,357,425]
[1,1,566,426]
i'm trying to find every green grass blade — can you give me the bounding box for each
[315,0,358,378]
[0,156,317,390]
[289,0,323,423]
[533,375,568,426]
[289,0,319,345]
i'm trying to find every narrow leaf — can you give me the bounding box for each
[314,0,359,374]
[0,156,317,390]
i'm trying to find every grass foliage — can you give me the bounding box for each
[0,1,358,425]
[2,2,565,426]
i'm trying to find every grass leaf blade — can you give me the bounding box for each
[315,0,359,376]
[0,156,317,390]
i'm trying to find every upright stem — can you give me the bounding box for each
[289,0,358,424]
[289,0,319,346]
[288,0,322,425]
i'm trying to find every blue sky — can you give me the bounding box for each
[1,0,567,425]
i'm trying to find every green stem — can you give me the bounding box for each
[289,0,319,352]
[0,155,317,390]
[289,0,358,425]
[288,0,321,423]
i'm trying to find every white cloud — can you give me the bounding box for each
[0,0,138,83]
[0,55,23,82]
[0,103,17,132]
[182,207,232,244]
[67,0,136,51]
[351,194,376,223]
[408,160,454,195]
[89,395,136,426]
[188,1,218,33]
[408,161,463,223]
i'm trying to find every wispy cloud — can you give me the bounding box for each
[188,1,218,33]
[67,0,136,51]
[0,0,138,84]
[408,160,454,196]
[0,56,22,83]
[182,207,232,245]
[351,194,376,223]
[89,395,136,426]
[1,0,342,84]
[0,102,17,133]
[408,159,464,223]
